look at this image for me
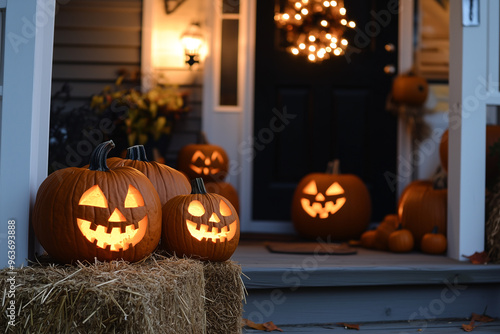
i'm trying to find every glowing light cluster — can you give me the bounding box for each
[274,0,356,62]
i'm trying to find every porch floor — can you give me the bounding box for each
[232,240,500,289]
[232,240,500,332]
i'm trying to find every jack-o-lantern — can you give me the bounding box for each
[32,141,162,263]
[162,178,240,261]
[291,160,372,240]
[107,145,191,206]
[177,135,229,182]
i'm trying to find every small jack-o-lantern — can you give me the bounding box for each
[291,160,372,240]
[32,141,162,263]
[391,74,428,106]
[177,134,229,182]
[107,145,191,206]
[162,178,240,261]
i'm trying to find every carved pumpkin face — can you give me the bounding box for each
[162,178,240,262]
[292,172,371,240]
[300,180,346,218]
[178,144,229,182]
[76,184,148,252]
[32,141,162,263]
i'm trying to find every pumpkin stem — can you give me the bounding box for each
[326,159,340,174]
[89,140,115,171]
[126,145,149,162]
[191,178,208,194]
[396,223,403,230]
[199,131,209,144]
[432,226,439,234]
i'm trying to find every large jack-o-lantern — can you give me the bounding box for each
[177,133,229,182]
[162,178,240,261]
[32,141,162,263]
[291,160,371,240]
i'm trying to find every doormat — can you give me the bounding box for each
[265,241,357,255]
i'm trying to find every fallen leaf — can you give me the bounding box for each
[462,320,475,332]
[337,322,360,330]
[471,312,494,323]
[263,321,283,332]
[463,251,490,264]
[242,319,266,330]
[242,319,283,332]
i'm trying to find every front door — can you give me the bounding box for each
[252,0,399,225]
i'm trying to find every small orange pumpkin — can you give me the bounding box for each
[373,214,399,250]
[388,224,414,253]
[391,74,428,106]
[360,230,377,249]
[421,226,447,255]
[205,181,240,214]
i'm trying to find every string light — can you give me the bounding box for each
[275,0,355,62]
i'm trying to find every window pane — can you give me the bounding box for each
[222,0,239,14]
[220,19,239,106]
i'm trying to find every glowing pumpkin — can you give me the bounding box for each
[291,160,372,240]
[162,178,240,261]
[107,145,191,206]
[32,141,162,263]
[177,139,229,182]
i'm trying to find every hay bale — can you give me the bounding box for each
[0,255,206,334]
[203,261,246,334]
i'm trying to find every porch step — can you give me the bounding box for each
[232,241,500,327]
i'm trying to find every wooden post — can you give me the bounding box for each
[447,0,487,260]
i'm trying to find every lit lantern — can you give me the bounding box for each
[162,178,240,261]
[107,145,191,206]
[291,160,372,240]
[32,141,162,263]
[177,137,229,183]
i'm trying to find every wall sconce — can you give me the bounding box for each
[180,23,204,68]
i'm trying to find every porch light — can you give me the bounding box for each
[180,23,203,68]
[274,0,356,62]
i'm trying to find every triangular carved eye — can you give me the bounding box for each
[325,182,344,196]
[124,185,144,208]
[191,150,206,162]
[212,151,224,163]
[188,200,205,217]
[79,185,108,208]
[219,199,232,216]
[303,180,318,195]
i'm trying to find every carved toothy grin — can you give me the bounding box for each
[300,198,346,219]
[186,220,237,243]
[76,217,148,251]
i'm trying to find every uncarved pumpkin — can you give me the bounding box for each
[107,145,191,206]
[161,178,240,262]
[398,180,447,248]
[204,181,240,214]
[439,125,500,185]
[291,160,372,240]
[391,75,428,106]
[421,226,447,255]
[388,224,414,253]
[32,141,162,263]
[373,214,399,251]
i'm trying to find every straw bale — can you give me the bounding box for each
[203,260,246,334]
[0,254,206,334]
[487,185,500,263]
